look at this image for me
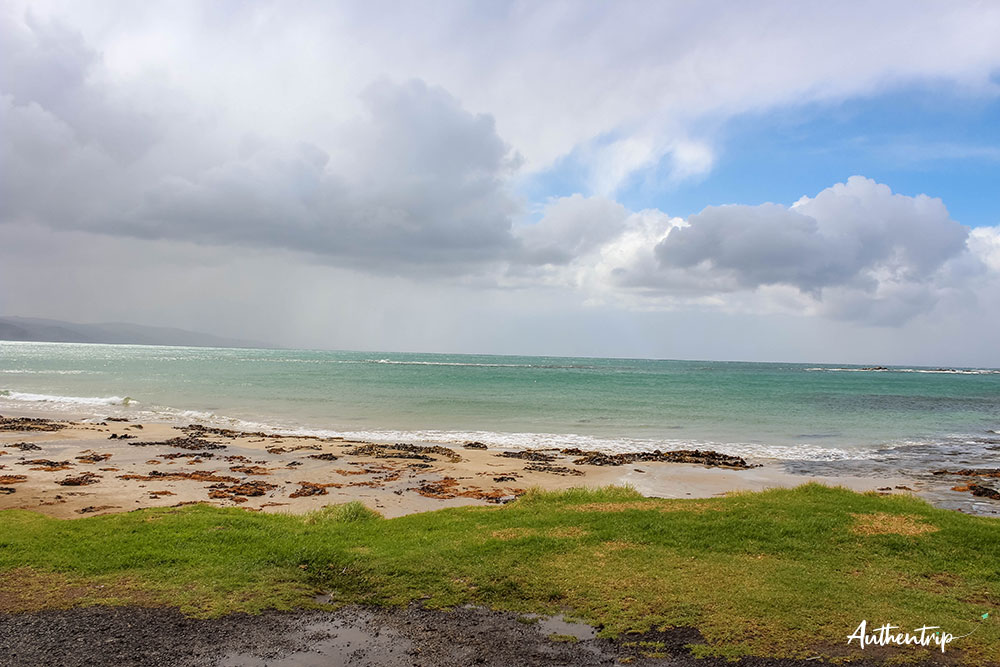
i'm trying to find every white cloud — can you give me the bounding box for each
[516,195,630,265]
[519,177,998,326]
[666,140,715,184]
[5,1,1000,194]
[968,226,1000,272]
[586,137,659,197]
[657,176,968,293]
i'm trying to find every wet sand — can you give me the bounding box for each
[0,413,917,519]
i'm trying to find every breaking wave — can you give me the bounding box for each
[0,369,95,375]
[806,367,1000,375]
[365,359,594,369]
[0,390,136,406]
[80,405,887,462]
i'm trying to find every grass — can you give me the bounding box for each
[1,483,998,663]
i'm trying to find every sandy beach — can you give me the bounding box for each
[0,411,918,519]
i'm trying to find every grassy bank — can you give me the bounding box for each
[1,484,998,663]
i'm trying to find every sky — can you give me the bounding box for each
[2,0,1000,365]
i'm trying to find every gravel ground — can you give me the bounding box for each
[0,605,961,667]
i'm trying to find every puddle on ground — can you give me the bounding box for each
[526,614,598,641]
[218,618,412,667]
[458,605,598,641]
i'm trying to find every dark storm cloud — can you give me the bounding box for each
[123,80,522,272]
[0,12,160,162]
[0,13,157,227]
[0,12,521,274]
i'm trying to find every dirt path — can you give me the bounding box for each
[0,604,929,667]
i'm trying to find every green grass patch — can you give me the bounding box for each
[1,486,998,663]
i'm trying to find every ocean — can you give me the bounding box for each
[1,341,999,468]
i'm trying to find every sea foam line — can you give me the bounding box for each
[365,359,594,369]
[806,367,1000,375]
[0,369,95,375]
[0,391,898,462]
[0,390,135,406]
[117,407,889,462]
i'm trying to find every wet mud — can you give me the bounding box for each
[0,604,930,667]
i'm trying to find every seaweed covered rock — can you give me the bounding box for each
[498,451,556,462]
[208,480,278,502]
[57,472,102,486]
[0,416,65,432]
[345,443,462,463]
[567,449,752,469]
[128,436,227,451]
[969,484,1000,500]
[932,468,1000,478]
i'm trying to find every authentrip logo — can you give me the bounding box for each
[847,621,956,652]
[847,613,989,653]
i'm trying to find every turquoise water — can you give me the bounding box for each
[1,341,999,462]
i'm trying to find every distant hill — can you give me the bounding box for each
[0,316,271,349]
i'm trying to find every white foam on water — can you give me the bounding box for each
[0,369,95,375]
[365,359,592,369]
[0,390,136,406]
[0,391,906,462]
[0,387,927,464]
[116,407,886,462]
[368,358,521,367]
[806,367,1000,375]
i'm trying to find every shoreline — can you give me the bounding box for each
[0,397,897,465]
[1,409,922,519]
